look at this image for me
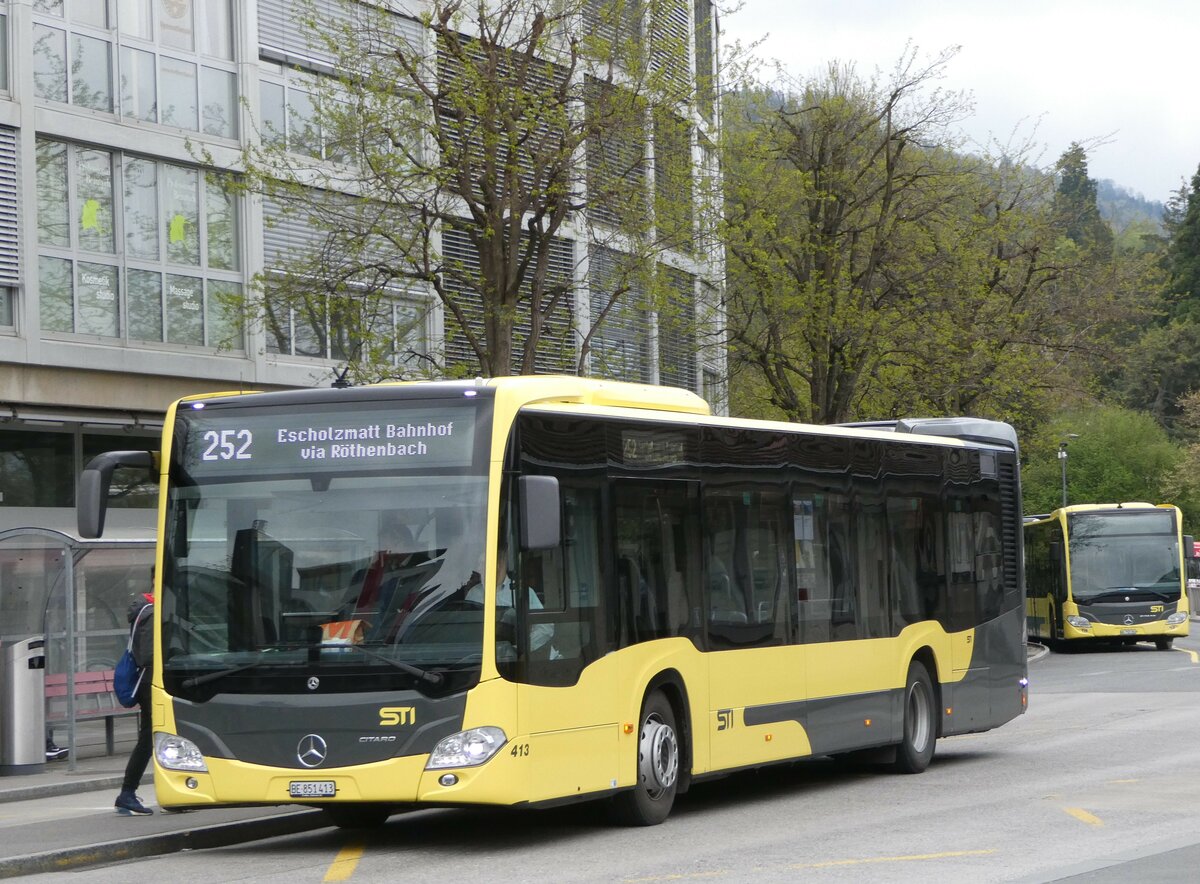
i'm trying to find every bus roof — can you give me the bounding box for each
[177,377,1016,451]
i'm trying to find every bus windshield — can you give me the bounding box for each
[160,398,489,699]
[1068,511,1181,602]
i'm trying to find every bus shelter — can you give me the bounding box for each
[0,527,154,772]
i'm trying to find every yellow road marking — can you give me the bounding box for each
[623,849,998,881]
[788,849,997,870]
[1172,646,1199,664]
[1108,779,1138,784]
[1064,807,1104,827]
[324,844,365,882]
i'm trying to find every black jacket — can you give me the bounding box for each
[127,599,154,669]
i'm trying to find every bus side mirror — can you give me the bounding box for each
[78,450,157,538]
[518,475,560,551]
[1184,535,1194,556]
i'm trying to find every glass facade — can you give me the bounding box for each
[37,139,243,349]
[32,0,238,139]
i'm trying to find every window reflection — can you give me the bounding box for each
[160,56,198,129]
[76,261,119,336]
[75,149,115,253]
[39,256,74,333]
[123,157,159,258]
[163,164,200,264]
[33,24,68,102]
[157,0,193,51]
[36,139,242,350]
[127,268,163,341]
[165,273,204,344]
[120,45,156,122]
[36,141,71,248]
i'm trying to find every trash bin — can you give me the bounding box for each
[0,637,46,776]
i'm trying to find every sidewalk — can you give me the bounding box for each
[0,719,328,878]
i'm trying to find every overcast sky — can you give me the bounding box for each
[719,0,1200,204]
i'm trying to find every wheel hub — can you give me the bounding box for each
[638,714,679,796]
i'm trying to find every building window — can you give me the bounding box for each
[589,245,651,383]
[32,0,238,139]
[258,65,355,162]
[0,426,159,509]
[261,198,430,367]
[0,10,10,92]
[36,138,243,349]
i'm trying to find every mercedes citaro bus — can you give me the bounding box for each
[79,376,1028,827]
[1025,503,1190,649]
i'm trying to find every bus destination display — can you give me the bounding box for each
[180,405,478,475]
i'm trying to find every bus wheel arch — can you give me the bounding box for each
[611,673,690,826]
[892,655,938,774]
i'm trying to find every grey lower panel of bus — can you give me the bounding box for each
[744,608,1028,755]
[174,691,467,769]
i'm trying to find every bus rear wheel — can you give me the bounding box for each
[611,690,680,826]
[322,803,392,829]
[892,662,937,774]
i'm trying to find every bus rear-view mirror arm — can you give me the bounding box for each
[78,450,157,539]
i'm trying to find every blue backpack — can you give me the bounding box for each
[114,604,151,707]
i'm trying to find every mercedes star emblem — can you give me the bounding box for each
[307,676,320,691]
[297,734,328,768]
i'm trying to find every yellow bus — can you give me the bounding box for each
[1025,503,1191,649]
[79,376,1028,828]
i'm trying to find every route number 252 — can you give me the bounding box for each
[202,429,253,461]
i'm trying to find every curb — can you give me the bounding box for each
[1026,642,1050,664]
[0,772,152,805]
[0,809,329,879]
[0,775,125,805]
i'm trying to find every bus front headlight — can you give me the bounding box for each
[1167,612,1188,626]
[425,727,507,769]
[1065,615,1091,630]
[154,732,209,772]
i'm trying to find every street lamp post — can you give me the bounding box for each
[1058,433,1080,507]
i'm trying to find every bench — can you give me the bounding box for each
[44,671,138,755]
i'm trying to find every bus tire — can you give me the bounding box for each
[1155,637,1174,650]
[611,690,680,826]
[322,803,392,829]
[892,662,937,774]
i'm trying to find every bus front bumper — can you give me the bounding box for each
[1063,616,1190,641]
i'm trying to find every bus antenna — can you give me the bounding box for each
[331,367,352,389]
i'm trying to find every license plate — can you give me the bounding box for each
[289,780,336,798]
[1120,628,1137,635]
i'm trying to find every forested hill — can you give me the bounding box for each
[1097,178,1164,232]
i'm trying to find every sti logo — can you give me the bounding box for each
[716,709,734,731]
[379,706,417,726]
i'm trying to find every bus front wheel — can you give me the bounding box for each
[892,662,937,774]
[1155,637,1174,651]
[611,690,680,826]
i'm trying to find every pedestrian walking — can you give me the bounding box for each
[115,592,154,816]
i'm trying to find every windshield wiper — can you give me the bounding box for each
[181,660,270,689]
[314,642,443,686]
[1082,588,1177,604]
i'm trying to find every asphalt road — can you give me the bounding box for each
[23,636,1200,882]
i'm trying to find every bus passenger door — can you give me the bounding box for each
[514,482,621,803]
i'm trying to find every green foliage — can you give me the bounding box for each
[1020,407,1181,517]
[1051,142,1114,259]
[721,55,1123,429]
[1164,166,1200,321]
